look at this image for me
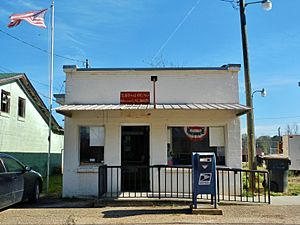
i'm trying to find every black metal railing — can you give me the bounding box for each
[216,167,270,203]
[98,165,270,204]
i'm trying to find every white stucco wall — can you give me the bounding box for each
[0,82,63,154]
[62,110,241,197]
[64,68,239,105]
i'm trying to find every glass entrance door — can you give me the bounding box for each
[121,126,150,191]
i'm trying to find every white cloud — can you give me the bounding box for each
[50,0,153,60]
[253,76,299,90]
[5,0,45,10]
[241,124,277,137]
[0,8,11,17]
[59,0,149,27]
[242,122,300,137]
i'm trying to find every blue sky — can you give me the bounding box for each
[0,0,299,137]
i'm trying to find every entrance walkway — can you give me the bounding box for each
[271,196,300,205]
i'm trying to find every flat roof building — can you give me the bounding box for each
[56,64,249,198]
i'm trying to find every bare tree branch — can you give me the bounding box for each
[219,0,239,10]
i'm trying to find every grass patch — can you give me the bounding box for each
[42,174,62,196]
[288,177,300,196]
[242,163,300,196]
[271,174,300,196]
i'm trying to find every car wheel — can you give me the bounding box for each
[29,180,40,202]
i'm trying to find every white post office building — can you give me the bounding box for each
[56,64,249,198]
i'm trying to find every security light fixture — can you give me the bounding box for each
[252,88,267,98]
[245,0,272,11]
[262,0,272,11]
[151,76,158,82]
[261,88,267,97]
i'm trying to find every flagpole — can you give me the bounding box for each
[47,0,55,193]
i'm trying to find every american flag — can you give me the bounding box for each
[8,9,48,28]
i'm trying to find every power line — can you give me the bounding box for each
[0,65,14,73]
[38,91,50,100]
[219,0,238,9]
[0,64,62,105]
[151,0,201,63]
[256,116,300,120]
[58,81,65,94]
[0,29,85,64]
[0,65,61,92]
[31,79,61,92]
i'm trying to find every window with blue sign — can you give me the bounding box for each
[167,127,225,166]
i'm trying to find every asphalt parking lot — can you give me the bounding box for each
[0,197,300,225]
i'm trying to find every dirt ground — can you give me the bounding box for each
[1,204,300,225]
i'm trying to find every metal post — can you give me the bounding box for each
[151,76,158,109]
[158,166,161,199]
[239,0,257,171]
[47,0,55,193]
[153,81,156,109]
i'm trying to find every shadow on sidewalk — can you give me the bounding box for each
[13,196,94,209]
[102,208,191,218]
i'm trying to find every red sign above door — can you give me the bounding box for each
[120,91,150,104]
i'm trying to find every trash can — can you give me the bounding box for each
[263,155,291,192]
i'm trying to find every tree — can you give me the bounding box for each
[256,135,271,154]
[143,54,184,68]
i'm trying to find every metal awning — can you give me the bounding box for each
[55,103,250,117]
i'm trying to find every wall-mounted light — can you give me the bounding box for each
[151,76,158,82]
[151,76,158,109]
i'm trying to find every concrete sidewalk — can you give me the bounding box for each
[2,204,300,224]
[15,197,95,208]
[3,196,298,225]
[271,196,300,205]
[16,195,300,208]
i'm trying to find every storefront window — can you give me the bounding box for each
[167,126,225,166]
[79,126,104,164]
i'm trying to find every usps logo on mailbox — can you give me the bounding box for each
[198,173,212,185]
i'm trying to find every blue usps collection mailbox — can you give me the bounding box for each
[192,152,217,209]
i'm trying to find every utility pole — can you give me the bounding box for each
[239,0,257,171]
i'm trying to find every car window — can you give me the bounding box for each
[0,161,5,173]
[2,157,24,172]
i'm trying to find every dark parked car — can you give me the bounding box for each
[0,153,43,209]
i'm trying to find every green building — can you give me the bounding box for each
[0,73,64,176]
